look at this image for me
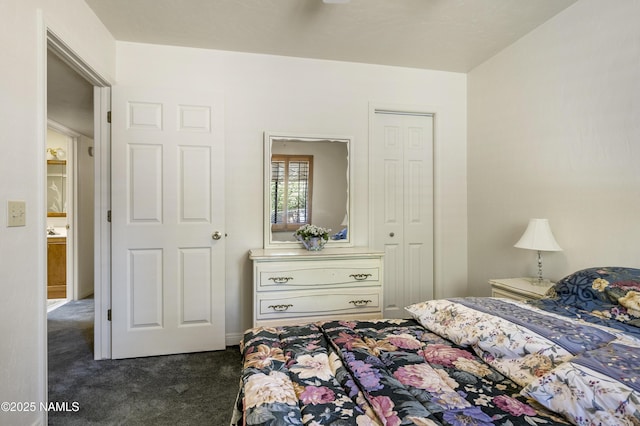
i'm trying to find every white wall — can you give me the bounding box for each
[76,135,95,299]
[0,1,114,424]
[468,0,640,295]
[116,42,468,340]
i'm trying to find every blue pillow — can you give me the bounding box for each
[549,267,640,312]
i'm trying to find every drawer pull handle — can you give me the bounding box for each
[349,299,372,307]
[268,276,294,284]
[268,304,293,312]
[349,273,372,281]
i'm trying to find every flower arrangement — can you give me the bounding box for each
[294,224,332,250]
[294,224,331,241]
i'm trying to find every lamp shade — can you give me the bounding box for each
[514,219,562,252]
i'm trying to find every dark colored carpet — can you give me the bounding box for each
[48,298,242,425]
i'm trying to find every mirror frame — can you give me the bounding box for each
[46,159,67,217]
[263,131,354,249]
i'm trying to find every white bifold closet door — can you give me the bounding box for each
[370,111,434,318]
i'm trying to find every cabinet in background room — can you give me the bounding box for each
[47,237,66,299]
[250,247,384,327]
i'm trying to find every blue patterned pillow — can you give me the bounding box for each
[549,267,640,312]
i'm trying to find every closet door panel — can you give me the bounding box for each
[371,111,434,317]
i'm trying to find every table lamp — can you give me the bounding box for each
[514,218,562,284]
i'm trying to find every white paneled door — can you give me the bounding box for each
[111,86,225,359]
[371,111,434,318]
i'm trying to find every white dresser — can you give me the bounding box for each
[249,247,384,327]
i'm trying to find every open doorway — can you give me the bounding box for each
[44,29,112,367]
[46,47,95,355]
[46,48,94,304]
[46,119,94,309]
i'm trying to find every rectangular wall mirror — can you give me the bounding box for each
[47,159,67,217]
[264,132,353,249]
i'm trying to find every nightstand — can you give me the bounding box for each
[489,278,553,301]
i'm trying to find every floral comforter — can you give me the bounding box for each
[233,267,640,426]
[232,316,570,425]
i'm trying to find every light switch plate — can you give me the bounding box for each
[7,200,26,227]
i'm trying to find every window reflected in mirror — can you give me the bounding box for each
[270,155,314,232]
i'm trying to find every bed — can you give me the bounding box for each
[232,267,640,425]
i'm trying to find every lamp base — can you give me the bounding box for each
[527,277,553,286]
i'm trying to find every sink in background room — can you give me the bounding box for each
[47,227,67,238]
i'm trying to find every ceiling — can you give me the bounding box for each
[47,50,94,137]
[84,0,577,72]
[49,0,578,137]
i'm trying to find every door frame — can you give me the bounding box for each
[367,102,443,300]
[44,29,113,361]
[38,16,114,414]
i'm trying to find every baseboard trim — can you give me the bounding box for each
[226,332,243,347]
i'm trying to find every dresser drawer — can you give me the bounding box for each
[256,260,380,291]
[256,288,381,321]
[250,247,384,327]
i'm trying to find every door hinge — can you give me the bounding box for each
[107,309,112,321]
[107,210,111,222]
[107,111,111,123]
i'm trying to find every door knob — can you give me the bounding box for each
[389,232,395,237]
[212,231,223,240]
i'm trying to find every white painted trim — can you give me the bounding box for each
[47,32,110,88]
[36,10,49,426]
[93,86,112,360]
[37,11,114,425]
[41,19,113,376]
[47,119,82,137]
[367,102,443,299]
[226,332,243,347]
